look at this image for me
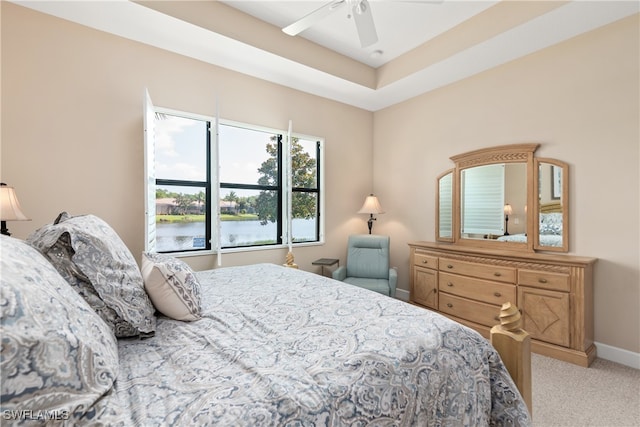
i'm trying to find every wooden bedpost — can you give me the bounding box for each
[283,251,298,269]
[490,302,532,415]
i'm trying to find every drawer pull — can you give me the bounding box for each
[494,292,502,297]
[447,264,454,269]
[494,272,502,277]
[446,303,453,308]
[447,282,454,287]
[422,260,429,264]
[538,278,548,284]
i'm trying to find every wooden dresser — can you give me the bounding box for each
[409,241,597,367]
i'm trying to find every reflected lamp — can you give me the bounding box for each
[503,203,513,236]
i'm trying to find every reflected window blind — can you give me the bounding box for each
[439,174,453,237]
[462,164,505,235]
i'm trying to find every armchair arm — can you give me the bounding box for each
[388,268,398,298]
[332,266,347,281]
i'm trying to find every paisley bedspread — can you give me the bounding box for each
[109,263,530,426]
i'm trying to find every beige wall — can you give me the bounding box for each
[1,4,638,355]
[0,2,373,272]
[374,14,639,354]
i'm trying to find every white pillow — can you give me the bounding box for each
[141,252,202,321]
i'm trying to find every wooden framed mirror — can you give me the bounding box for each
[436,143,569,253]
[436,169,454,242]
[534,158,569,252]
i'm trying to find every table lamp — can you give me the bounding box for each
[1,183,30,236]
[358,194,384,234]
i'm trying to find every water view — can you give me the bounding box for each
[156,218,316,252]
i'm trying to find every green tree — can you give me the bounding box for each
[291,139,317,220]
[195,191,205,212]
[224,191,238,202]
[255,137,317,225]
[174,193,192,215]
[156,188,170,199]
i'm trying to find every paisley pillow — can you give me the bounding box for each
[0,235,119,420]
[540,212,563,235]
[141,252,202,321]
[27,213,156,337]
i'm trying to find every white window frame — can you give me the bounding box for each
[144,96,324,256]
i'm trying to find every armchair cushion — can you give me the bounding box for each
[345,234,390,278]
[332,234,396,297]
[332,265,347,281]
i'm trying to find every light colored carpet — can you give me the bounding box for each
[531,353,640,426]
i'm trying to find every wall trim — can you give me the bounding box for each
[594,342,640,369]
[394,291,639,369]
[395,288,410,302]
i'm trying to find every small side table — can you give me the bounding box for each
[312,258,339,277]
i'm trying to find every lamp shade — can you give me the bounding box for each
[503,204,513,216]
[358,194,384,215]
[0,184,30,221]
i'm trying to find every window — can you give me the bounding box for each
[153,113,211,252]
[219,124,321,248]
[144,97,323,254]
[290,137,321,243]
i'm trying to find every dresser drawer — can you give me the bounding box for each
[439,257,516,283]
[414,253,438,270]
[439,293,501,327]
[439,272,516,305]
[518,269,570,292]
[518,286,570,347]
[412,266,438,309]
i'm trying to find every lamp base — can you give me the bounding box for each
[1,220,10,236]
[283,251,298,269]
[367,215,376,234]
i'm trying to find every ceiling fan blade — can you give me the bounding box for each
[352,0,378,48]
[385,0,444,3]
[282,0,346,36]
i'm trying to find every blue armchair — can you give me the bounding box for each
[332,234,397,297]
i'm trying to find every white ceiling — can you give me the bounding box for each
[11,1,639,111]
[219,0,500,68]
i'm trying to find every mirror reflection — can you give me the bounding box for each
[438,171,453,239]
[537,162,564,248]
[435,143,569,252]
[460,163,527,242]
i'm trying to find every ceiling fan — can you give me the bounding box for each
[282,0,442,49]
[282,0,380,48]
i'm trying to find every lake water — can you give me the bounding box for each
[156,219,316,252]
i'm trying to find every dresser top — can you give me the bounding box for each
[409,241,597,266]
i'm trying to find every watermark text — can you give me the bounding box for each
[2,409,70,421]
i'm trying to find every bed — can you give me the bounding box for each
[497,232,562,247]
[1,214,531,426]
[497,203,563,247]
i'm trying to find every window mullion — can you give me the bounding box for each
[277,134,284,246]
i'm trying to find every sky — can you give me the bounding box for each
[154,114,269,183]
[154,113,317,197]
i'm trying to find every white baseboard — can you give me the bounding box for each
[395,288,410,302]
[594,342,640,369]
[393,290,639,370]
